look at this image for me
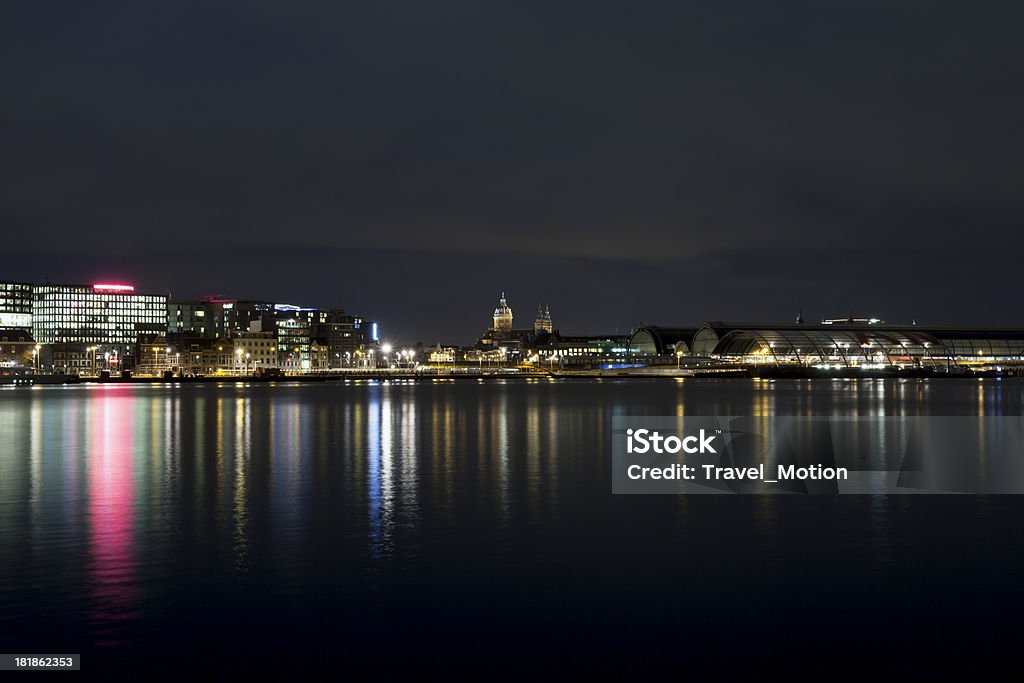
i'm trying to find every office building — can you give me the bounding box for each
[32,283,167,354]
[0,281,33,331]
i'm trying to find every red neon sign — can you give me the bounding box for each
[93,283,135,293]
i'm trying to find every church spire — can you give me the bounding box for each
[534,303,553,333]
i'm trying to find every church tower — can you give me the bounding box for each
[493,292,513,332]
[534,304,553,333]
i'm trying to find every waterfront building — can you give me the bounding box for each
[628,320,1024,369]
[428,345,459,363]
[0,281,33,331]
[316,309,375,367]
[529,333,630,366]
[169,335,222,375]
[44,342,99,375]
[32,283,167,364]
[136,335,175,375]
[0,329,37,368]
[170,296,380,370]
[256,304,364,370]
[626,327,702,356]
[274,309,314,370]
[232,331,278,373]
[167,296,238,339]
[310,338,330,371]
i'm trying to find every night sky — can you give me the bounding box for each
[3,2,1022,343]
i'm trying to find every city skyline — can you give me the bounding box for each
[7,275,1024,380]
[10,267,1024,345]
[4,2,1024,342]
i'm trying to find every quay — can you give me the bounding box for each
[5,364,1020,386]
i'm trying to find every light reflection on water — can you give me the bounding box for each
[0,378,1022,673]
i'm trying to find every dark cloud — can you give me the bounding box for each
[2,1,1023,340]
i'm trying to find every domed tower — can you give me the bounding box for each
[534,304,553,334]
[493,292,513,332]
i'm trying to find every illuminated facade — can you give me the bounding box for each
[0,281,33,331]
[629,322,1024,369]
[531,334,630,362]
[232,331,277,372]
[273,304,321,369]
[479,292,563,359]
[534,305,553,334]
[493,292,513,332]
[32,283,167,348]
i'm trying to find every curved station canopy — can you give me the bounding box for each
[628,322,1024,367]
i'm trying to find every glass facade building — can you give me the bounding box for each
[0,281,33,330]
[32,283,167,347]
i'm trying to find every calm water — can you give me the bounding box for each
[1,378,1023,677]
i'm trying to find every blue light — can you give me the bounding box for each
[371,323,378,341]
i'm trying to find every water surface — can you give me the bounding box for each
[0,379,1021,676]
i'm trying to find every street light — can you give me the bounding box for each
[33,344,41,372]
